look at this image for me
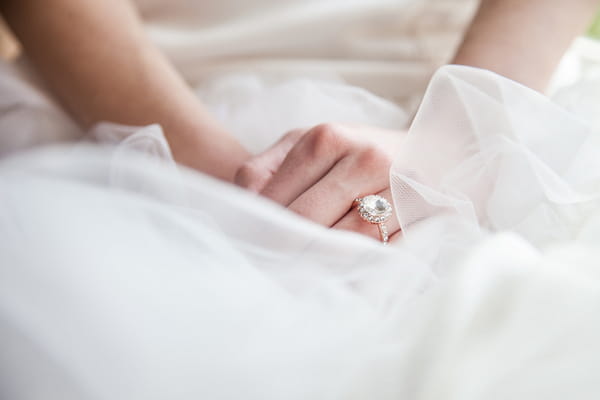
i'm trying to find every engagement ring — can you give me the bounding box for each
[354,195,393,244]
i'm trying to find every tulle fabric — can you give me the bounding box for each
[391,65,600,271]
[2,64,600,399]
[195,74,408,153]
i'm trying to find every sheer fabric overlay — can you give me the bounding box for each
[391,65,600,272]
[2,65,600,399]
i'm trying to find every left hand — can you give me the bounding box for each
[234,123,406,242]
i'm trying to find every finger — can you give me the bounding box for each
[332,188,400,243]
[260,124,352,206]
[234,128,305,192]
[388,228,403,244]
[287,146,391,226]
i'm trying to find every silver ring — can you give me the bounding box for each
[354,195,393,244]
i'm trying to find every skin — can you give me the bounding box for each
[235,124,404,240]
[237,0,598,242]
[0,0,250,182]
[453,0,599,92]
[2,0,598,242]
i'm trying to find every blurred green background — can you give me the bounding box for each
[589,9,600,39]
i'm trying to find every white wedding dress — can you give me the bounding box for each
[2,1,600,399]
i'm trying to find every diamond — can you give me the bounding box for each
[357,195,392,223]
[375,199,387,212]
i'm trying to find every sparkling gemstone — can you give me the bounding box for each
[375,199,387,212]
[360,195,392,221]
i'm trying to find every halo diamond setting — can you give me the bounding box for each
[354,195,393,244]
[355,195,392,223]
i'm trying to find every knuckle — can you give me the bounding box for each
[355,146,391,171]
[304,123,343,158]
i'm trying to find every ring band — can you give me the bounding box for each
[354,195,393,245]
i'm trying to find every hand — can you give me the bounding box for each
[235,123,406,242]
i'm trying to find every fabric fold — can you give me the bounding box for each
[391,65,600,252]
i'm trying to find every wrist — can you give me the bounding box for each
[167,123,251,183]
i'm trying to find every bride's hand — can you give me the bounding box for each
[235,123,406,242]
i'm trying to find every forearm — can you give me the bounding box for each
[453,0,598,91]
[1,0,249,181]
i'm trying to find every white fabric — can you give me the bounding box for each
[0,60,81,157]
[137,0,479,105]
[391,65,600,270]
[550,36,600,128]
[2,0,600,397]
[2,64,600,399]
[0,0,479,156]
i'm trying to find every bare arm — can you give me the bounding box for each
[0,0,250,181]
[453,0,599,91]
